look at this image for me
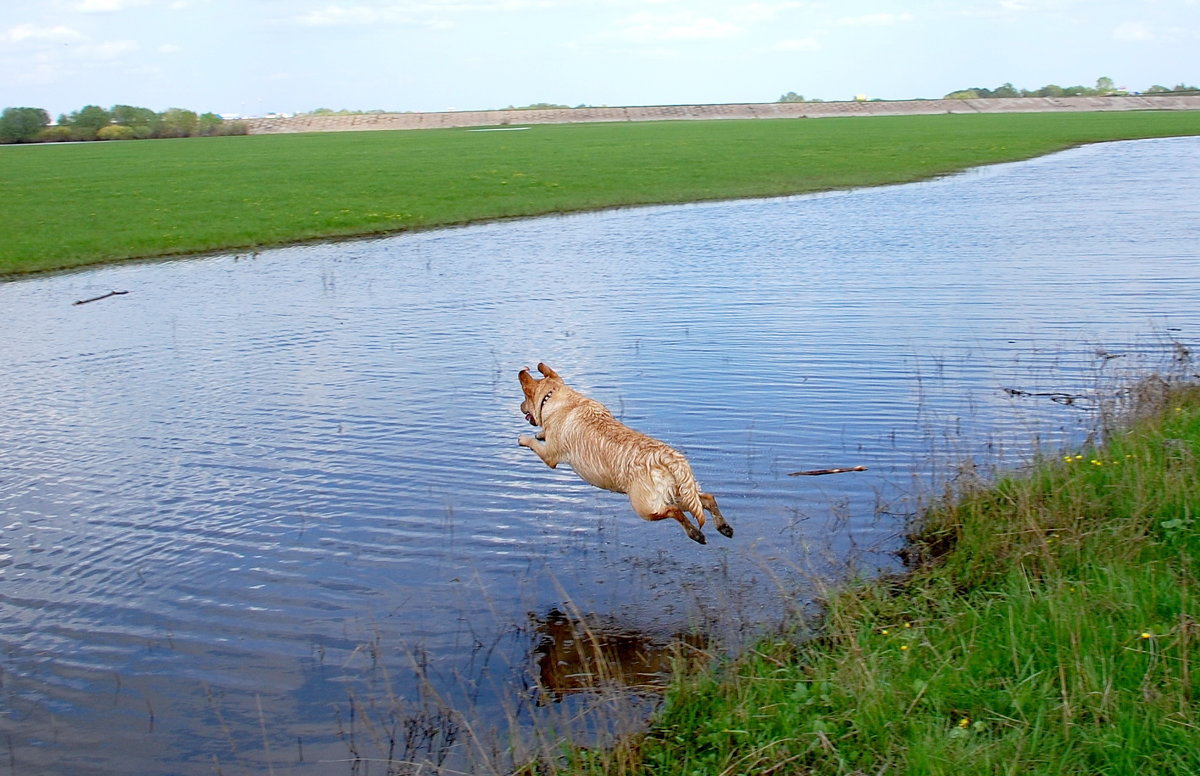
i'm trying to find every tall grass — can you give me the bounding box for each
[2,111,1198,275]
[554,374,1200,775]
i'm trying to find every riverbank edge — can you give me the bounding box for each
[556,376,1200,775]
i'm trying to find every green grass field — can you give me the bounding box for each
[557,378,1200,775]
[3,110,1198,275]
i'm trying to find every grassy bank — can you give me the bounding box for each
[559,377,1200,775]
[3,110,1199,276]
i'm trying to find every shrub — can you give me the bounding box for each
[97,124,137,141]
[35,126,75,142]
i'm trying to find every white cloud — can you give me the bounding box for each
[619,11,742,42]
[1113,21,1154,41]
[3,23,87,43]
[158,42,183,53]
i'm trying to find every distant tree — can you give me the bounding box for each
[777,91,806,103]
[1174,82,1200,92]
[505,102,572,110]
[64,104,113,140]
[1146,84,1171,93]
[1033,84,1065,97]
[1095,76,1117,94]
[992,82,1020,98]
[197,112,224,136]
[158,107,198,137]
[111,104,158,136]
[944,89,980,99]
[0,106,50,143]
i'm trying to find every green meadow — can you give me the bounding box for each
[559,379,1200,775]
[3,110,1199,275]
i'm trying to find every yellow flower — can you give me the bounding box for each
[1141,632,1153,640]
[900,645,910,651]
[958,717,971,728]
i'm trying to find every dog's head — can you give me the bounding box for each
[519,362,563,426]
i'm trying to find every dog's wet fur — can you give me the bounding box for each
[518,363,732,544]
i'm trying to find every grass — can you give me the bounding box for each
[2,110,1199,275]
[552,376,1200,775]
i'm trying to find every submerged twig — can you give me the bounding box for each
[73,290,129,306]
[788,466,868,477]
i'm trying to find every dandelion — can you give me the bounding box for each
[1141,632,1153,640]
[958,717,971,728]
[1091,459,1103,466]
[900,645,910,651]
[880,629,890,635]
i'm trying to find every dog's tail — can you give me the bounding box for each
[662,451,705,524]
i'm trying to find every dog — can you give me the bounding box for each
[517,363,732,544]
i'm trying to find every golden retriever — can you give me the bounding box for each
[517,363,732,544]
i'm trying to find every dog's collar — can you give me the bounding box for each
[538,389,554,422]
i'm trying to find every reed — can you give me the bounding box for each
[555,372,1200,775]
[2,110,1198,276]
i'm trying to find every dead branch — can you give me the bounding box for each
[788,466,868,477]
[73,290,129,306]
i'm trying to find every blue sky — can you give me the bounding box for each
[2,0,1197,118]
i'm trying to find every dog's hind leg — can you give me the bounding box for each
[701,493,733,538]
[630,485,706,544]
[656,506,706,544]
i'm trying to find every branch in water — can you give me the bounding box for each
[788,466,868,476]
[73,290,129,306]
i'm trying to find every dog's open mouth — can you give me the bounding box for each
[524,412,536,425]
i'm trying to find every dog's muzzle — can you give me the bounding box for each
[524,411,536,425]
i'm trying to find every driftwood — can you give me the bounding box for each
[788,466,868,477]
[73,290,129,306]
[1001,387,1089,406]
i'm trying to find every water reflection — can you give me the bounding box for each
[531,607,707,700]
[0,136,1197,773]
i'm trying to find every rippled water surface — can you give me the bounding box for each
[2,136,1199,773]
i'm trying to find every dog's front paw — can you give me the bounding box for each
[518,435,535,448]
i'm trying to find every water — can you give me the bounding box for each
[2,136,1198,774]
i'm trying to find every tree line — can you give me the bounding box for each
[0,104,249,144]
[778,79,1199,104]
[942,77,1198,100]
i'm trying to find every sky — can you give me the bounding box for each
[2,0,1198,119]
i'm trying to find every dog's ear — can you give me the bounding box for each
[519,368,538,389]
[537,363,561,380]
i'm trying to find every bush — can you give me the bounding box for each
[97,125,138,142]
[220,120,250,136]
[35,126,75,142]
[97,125,137,141]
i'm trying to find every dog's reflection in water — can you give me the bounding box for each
[530,608,707,702]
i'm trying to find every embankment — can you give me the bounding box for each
[244,94,1200,134]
